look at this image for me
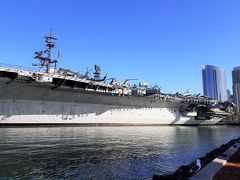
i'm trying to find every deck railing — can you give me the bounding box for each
[0,63,37,72]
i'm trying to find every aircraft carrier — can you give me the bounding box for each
[0,32,232,125]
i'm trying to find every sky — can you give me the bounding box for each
[0,0,240,94]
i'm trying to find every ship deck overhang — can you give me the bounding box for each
[52,77,113,91]
[0,71,18,80]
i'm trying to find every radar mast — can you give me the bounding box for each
[33,30,58,73]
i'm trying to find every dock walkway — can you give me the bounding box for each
[191,142,240,180]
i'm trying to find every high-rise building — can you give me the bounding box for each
[202,65,228,102]
[232,66,240,112]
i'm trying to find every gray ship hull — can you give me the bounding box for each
[0,79,225,125]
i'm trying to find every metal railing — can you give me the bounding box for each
[0,63,37,72]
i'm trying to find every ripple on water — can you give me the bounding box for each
[0,126,240,179]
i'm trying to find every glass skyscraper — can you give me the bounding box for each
[232,66,240,112]
[202,65,228,102]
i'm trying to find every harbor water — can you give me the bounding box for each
[0,126,240,179]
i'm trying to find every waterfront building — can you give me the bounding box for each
[202,65,228,102]
[232,66,240,112]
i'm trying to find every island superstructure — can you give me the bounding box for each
[0,32,232,125]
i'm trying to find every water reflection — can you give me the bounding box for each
[0,126,239,179]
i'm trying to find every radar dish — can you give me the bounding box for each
[94,65,101,72]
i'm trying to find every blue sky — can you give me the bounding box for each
[0,0,240,94]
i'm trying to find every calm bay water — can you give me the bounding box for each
[0,126,240,179]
